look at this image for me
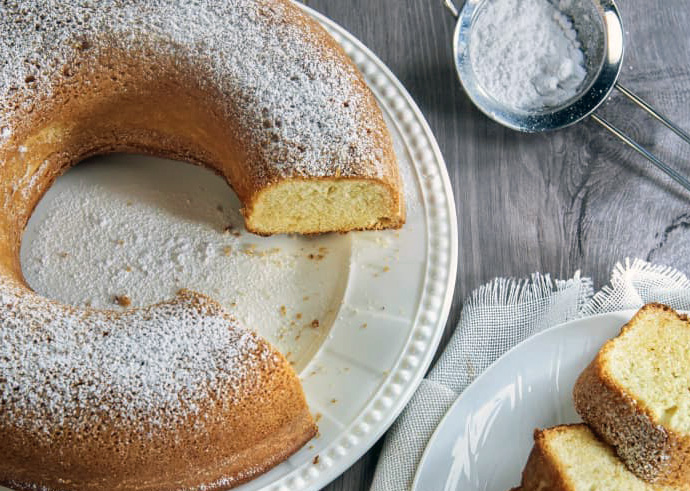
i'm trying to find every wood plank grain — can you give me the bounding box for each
[302,0,690,489]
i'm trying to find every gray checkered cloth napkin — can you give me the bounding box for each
[371,258,690,491]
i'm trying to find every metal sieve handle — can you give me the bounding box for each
[615,84,690,145]
[443,0,460,18]
[592,84,690,193]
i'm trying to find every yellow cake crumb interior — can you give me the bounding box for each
[545,426,674,491]
[603,311,690,434]
[248,179,398,234]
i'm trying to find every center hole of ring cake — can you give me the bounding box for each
[20,153,350,371]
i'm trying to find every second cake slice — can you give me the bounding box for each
[515,424,679,490]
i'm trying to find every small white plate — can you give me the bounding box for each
[412,311,638,491]
[8,5,457,491]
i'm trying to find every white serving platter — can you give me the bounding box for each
[11,4,458,491]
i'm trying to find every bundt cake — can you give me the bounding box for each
[0,0,405,489]
[574,303,690,486]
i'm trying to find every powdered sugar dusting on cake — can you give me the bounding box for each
[0,280,273,437]
[0,0,386,180]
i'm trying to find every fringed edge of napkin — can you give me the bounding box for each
[463,271,594,312]
[583,258,690,315]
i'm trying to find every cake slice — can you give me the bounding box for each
[573,303,690,486]
[514,424,680,490]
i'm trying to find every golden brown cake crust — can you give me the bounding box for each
[573,303,690,487]
[515,427,578,491]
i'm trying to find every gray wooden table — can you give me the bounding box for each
[302,0,690,489]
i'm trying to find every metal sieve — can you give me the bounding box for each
[444,0,690,192]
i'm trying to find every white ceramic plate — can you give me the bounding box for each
[9,4,457,491]
[412,311,640,491]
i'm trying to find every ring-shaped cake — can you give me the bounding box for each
[0,0,404,489]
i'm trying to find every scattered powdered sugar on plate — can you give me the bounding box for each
[21,156,351,372]
[470,0,587,110]
[10,154,356,437]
